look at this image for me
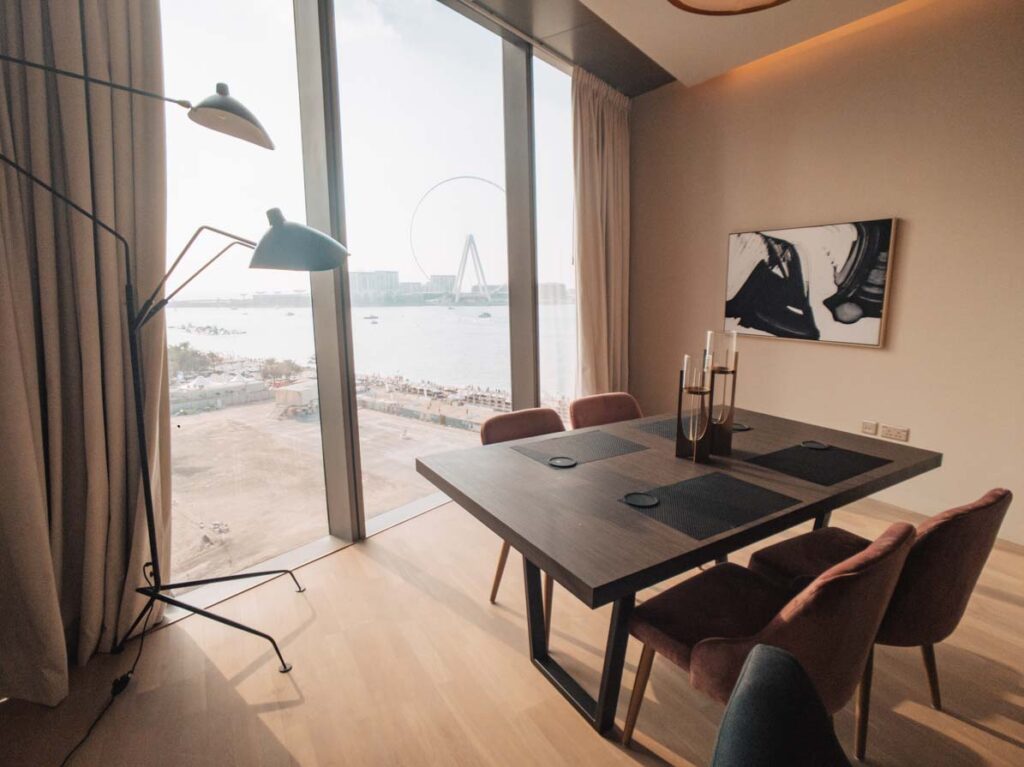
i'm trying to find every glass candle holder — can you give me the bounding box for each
[676,354,713,462]
[705,331,739,455]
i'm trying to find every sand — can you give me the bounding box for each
[169,400,478,586]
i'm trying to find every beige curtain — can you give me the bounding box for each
[0,0,169,706]
[572,67,631,396]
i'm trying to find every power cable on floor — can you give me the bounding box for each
[59,564,155,766]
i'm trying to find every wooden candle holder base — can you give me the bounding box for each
[709,356,738,457]
[710,420,733,456]
[676,424,712,462]
[675,368,714,464]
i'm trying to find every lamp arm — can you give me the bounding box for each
[0,51,191,108]
[135,225,257,324]
[134,240,255,330]
[0,149,166,586]
[0,151,131,273]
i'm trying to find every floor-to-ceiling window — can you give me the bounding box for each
[158,0,581,572]
[335,0,511,521]
[161,0,328,586]
[533,56,578,417]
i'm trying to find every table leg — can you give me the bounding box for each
[814,511,832,530]
[594,596,634,733]
[523,556,634,735]
[523,556,549,655]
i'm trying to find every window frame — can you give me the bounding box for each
[294,0,565,540]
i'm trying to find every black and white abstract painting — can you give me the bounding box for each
[725,219,895,347]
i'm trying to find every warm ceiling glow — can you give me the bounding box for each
[720,0,936,81]
[667,0,792,15]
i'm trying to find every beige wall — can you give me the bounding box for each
[629,0,1024,542]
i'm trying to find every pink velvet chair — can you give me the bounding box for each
[748,488,1012,759]
[480,407,565,638]
[622,523,915,750]
[568,392,643,429]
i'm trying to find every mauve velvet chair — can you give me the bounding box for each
[622,523,915,750]
[568,392,642,429]
[748,488,1012,760]
[480,407,565,639]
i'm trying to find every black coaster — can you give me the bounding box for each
[548,456,577,469]
[623,492,659,508]
[732,422,752,432]
[513,430,647,467]
[621,472,798,540]
[747,444,892,486]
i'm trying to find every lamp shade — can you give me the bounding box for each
[250,208,348,271]
[666,0,791,15]
[187,83,275,150]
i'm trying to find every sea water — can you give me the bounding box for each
[166,303,578,399]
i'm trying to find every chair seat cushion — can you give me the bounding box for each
[629,563,791,671]
[749,527,872,594]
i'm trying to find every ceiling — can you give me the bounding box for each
[577,0,905,86]
[465,0,675,96]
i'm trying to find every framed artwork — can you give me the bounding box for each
[724,218,895,347]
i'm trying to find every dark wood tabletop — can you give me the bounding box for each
[416,408,942,609]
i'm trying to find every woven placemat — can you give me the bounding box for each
[635,417,749,441]
[635,417,678,440]
[621,472,798,540]
[513,430,647,466]
[746,444,891,486]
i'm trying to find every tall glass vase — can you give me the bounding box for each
[707,331,739,456]
[676,354,713,462]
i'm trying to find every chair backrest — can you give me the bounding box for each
[711,645,851,767]
[568,392,642,429]
[479,407,565,446]
[692,522,915,713]
[878,488,1012,646]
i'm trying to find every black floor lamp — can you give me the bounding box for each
[0,53,349,672]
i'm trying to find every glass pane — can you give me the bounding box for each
[336,0,509,520]
[534,57,578,418]
[161,0,328,587]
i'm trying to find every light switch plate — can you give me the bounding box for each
[861,420,878,435]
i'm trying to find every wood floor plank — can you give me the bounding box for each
[1,498,1021,766]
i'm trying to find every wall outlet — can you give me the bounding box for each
[880,424,910,442]
[861,420,879,436]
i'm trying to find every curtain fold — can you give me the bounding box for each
[0,0,169,706]
[572,67,631,396]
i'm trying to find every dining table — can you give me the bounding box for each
[415,408,942,735]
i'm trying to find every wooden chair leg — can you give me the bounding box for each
[623,644,656,747]
[489,541,511,603]
[543,572,554,644]
[921,644,942,710]
[856,646,874,761]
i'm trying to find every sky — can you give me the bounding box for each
[160,0,574,299]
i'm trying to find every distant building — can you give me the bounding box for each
[427,274,456,293]
[537,282,569,304]
[349,270,399,295]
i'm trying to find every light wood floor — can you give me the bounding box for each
[3,499,1022,766]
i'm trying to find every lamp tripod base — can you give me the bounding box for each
[113,568,305,674]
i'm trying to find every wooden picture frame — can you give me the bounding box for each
[724,218,896,349]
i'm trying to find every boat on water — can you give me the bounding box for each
[478,312,491,318]
[363,314,379,320]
